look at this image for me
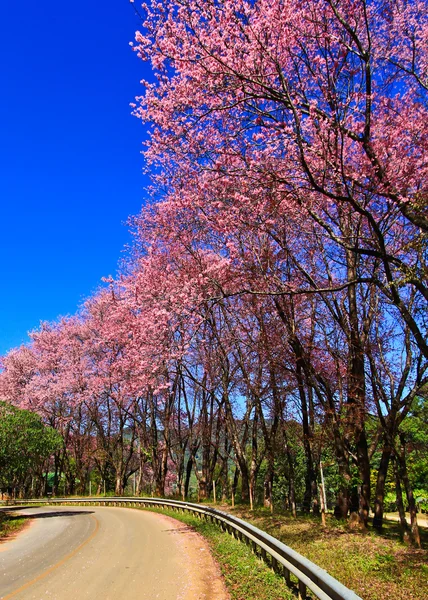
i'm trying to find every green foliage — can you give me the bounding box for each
[367,397,428,515]
[414,490,428,512]
[400,397,428,492]
[383,491,402,512]
[0,401,62,490]
[270,449,306,508]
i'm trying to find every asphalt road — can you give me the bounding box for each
[0,506,229,600]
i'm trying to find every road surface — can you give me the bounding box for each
[385,513,428,528]
[0,506,229,600]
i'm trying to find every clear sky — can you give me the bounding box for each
[0,1,151,355]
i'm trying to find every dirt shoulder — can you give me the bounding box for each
[152,511,230,600]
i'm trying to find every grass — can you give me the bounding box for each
[139,507,294,600]
[0,511,29,541]
[219,505,428,600]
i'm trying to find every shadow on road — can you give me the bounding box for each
[4,510,94,521]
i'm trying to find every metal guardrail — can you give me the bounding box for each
[8,497,362,600]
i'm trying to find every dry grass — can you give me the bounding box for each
[221,506,428,600]
[0,511,29,542]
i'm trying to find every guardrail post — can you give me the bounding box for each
[271,557,279,574]
[298,579,307,600]
[283,566,291,586]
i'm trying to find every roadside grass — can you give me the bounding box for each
[0,512,28,541]
[220,505,428,600]
[139,507,293,600]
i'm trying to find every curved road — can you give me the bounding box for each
[0,506,229,600]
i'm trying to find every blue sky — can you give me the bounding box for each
[0,1,151,355]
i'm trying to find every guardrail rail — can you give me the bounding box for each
[7,496,362,600]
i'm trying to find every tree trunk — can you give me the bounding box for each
[240,466,250,504]
[296,360,316,513]
[285,435,297,517]
[263,467,274,512]
[115,475,124,496]
[184,455,193,499]
[393,456,410,543]
[373,442,392,531]
[346,247,371,527]
[397,435,421,548]
[333,434,352,519]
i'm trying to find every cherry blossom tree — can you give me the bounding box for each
[0,1,426,541]
[129,0,427,526]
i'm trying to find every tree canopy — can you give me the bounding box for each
[0,0,427,546]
